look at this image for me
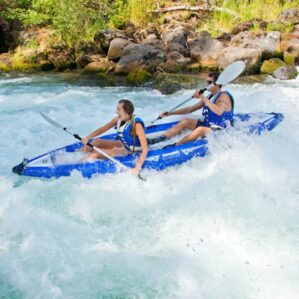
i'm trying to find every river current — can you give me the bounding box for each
[0,72,298,299]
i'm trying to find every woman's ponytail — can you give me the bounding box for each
[119,99,137,152]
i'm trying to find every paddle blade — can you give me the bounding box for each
[39,112,65,129]
[216,61,246,85]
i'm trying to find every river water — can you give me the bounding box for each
[0,72,298,299]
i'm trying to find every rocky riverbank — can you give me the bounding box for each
[0,7,298,93]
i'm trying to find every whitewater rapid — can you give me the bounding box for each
[0,72,298,299]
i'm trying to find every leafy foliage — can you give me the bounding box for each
[199,0,299,36]
[1,0,298,46]
[5,0,109,46]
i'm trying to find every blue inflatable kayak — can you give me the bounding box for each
[12,112,283,179]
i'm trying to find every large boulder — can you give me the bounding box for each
[82,59,116,74]
[160,51,191,72]
[141,33,162,47]
[47,45,76,71]
[218,47,262,73]
[273,65,298,80]
[161,25,188,46]
[75,41,103,68]
[279,8,299,23]
[126,69,152,86]
[280,32,299,60]
[94,29,128,52]
[230,31,281,56]
[161,24,190,55]
[260,58,286,74]
[107,38,133,61]
[188,33,225,67]
[115,44,166,74]
[153,72,197,94]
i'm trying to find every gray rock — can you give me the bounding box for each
[107,38,133,61]
[166,42,188,55]
[218,47,262,73]
[273,66,298,80]
[115,44,166,74]
[280,32,299,58]
[94,29,127,52]
[82,60,116,74]
[75,42,103,68]
[47,45,76,71]
[141,34,163,48]
[230,31,281,55]
[279,8,298,23]
[189,36,225,67]
[153,72,197,94]
[161,25,188,46]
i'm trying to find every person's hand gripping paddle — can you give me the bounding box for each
[151,61,246,124]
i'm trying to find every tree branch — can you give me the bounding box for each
[149,5,239,18]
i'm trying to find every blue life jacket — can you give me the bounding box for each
[202,91,234,128]
[116,116,145,152]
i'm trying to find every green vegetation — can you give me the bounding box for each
[283,53,296,66]
[199,0,298,36]
[1,0,298,47]
[1,0,155,46]
[3,0,109,47]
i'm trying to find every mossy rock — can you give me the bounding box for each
[82,61,115,74]
[126,70,152,86]
[153,72,197,95]
[260,58,286,75]
[283,53,296,66]
[96,73,125,87]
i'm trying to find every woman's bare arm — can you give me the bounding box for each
[82,117,118,145]
[133,123,148,172]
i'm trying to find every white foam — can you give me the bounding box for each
[0,72,299,298]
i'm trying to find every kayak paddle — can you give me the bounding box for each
[150,60,246,124]
[39,112,146,181]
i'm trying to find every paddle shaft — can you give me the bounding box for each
[151,61,245,125]
[40,114,146,180]
[62,128,127,169]
[151,89,207,124]
[68,130,146,181]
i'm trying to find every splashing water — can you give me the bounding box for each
[0,72,298,299]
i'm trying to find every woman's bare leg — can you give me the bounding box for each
[81,139,123,152]
[85,146,129,160]
[176,126,212,145]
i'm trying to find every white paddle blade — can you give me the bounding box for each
[39,112,65,129]
[216,61,246,85]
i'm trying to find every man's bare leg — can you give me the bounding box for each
[176,126,212,146]
[147,118,198,145]
[165,118,198,138]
